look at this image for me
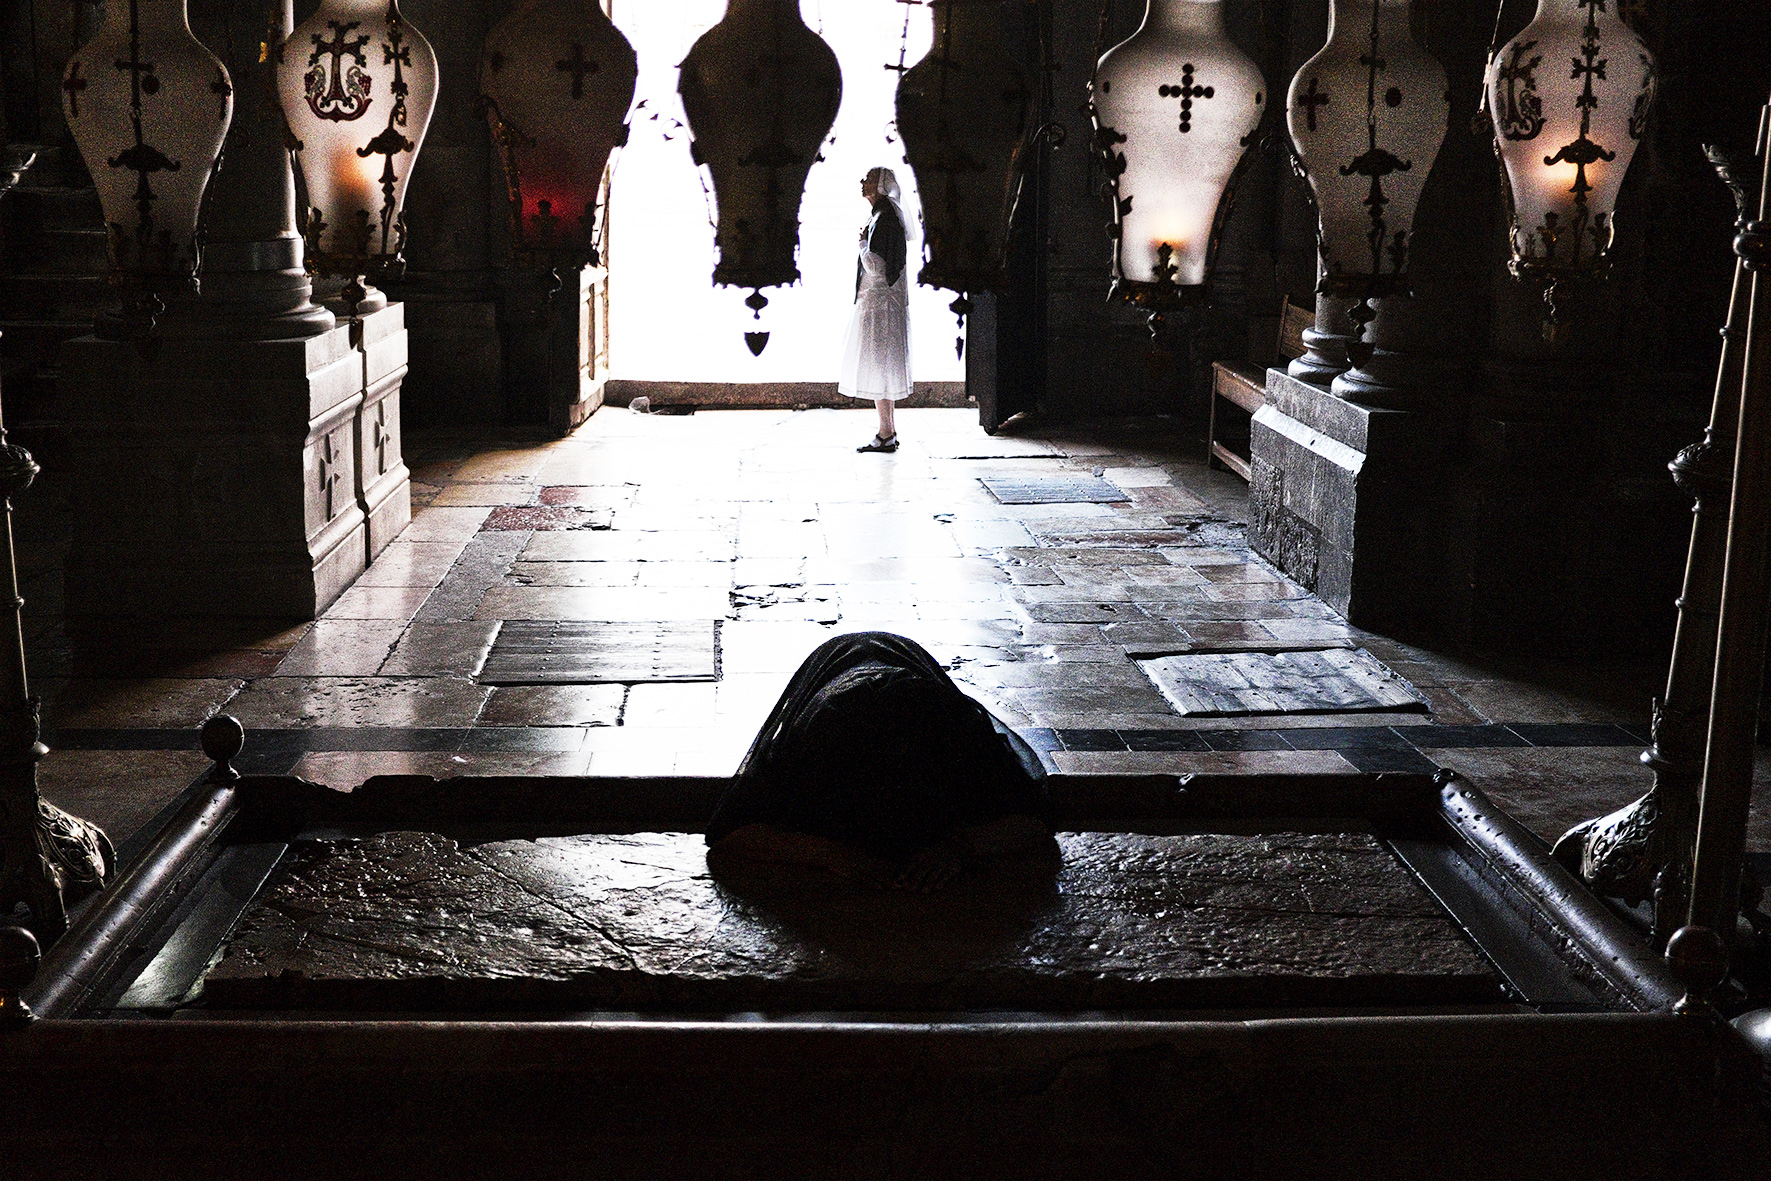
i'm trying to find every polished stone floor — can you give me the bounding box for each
[20,406,1771,858]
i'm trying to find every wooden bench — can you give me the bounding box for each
[1208,299,1313,480]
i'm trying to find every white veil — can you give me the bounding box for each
[867,165,914,246]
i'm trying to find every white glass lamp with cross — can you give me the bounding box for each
[480,0,638,271]
[1486,0,1654,338]
[1287,0,1448,367]
[275,0,438,317]
[61,0,233,340]
[1092,0,1265,331]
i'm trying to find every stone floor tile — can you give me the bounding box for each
[1178,620,1278,643]
[509,560,647,587]
[1048,749,1355,774]
[412,532,531,625]
[323,584,433,621]
[473,585,730,621]
[38,748,213,852]
[379,622,501,677]
[1008,566,1063,585]
[731,557,808,586]
[1157,547,1246,566]
[584,748,682,776]
[959,661,1148,690]
[1196,563,1287,584]
[1098,620,1190,648]
[1102,466,1173,487]
[402,506,495,545]
[719,622,846,673]
[429,484,538,507]
[635,562,741,588]
[1441,679,1637,726]
[1019,601,1149,625]
[47,677,245,729]
[1413,685,1488,726]
[1021,622,1110,644]
[952,519,1036,550]
[538,485,638,510]
[522,530,734,563]
[614,509,740,532]
[622,682,721,727]
[1124,565,1211,586]
[1126,487,1207,512]
[1014,582,1137,604]
[274,620,408,676]
[225,676,491,728]
[353,542,464,589]
[480,684,626,727]
[448,447,561,484]
[1005,686,1176,717]
[824,516,962,560]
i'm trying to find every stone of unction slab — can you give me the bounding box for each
[205,831,1498,1011]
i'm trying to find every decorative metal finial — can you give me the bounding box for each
[0,924,40,1027]
[1665,924,1729,1015]
[200,714,246,783]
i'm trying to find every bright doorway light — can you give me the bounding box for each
[607,1,965,383]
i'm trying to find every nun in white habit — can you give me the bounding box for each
[841,166,913,453]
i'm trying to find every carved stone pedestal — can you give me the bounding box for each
[59,305,410,626]
[1248,368,1456,634]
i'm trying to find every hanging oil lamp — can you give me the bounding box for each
[62,0,233,339]
[1092,0,1265,334]
[895,0,1034,359]
[480,0,638,271]
[276,0,439,317]
[679,0,841,356]
[1486,0,1655,338]
[1287,0,1448,365]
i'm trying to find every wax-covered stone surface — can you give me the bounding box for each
[204,830,1499,1010]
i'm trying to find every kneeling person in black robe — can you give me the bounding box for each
[706,633,1056,892]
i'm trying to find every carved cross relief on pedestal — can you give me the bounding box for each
[371,401,392,478]
[318,431,345,519]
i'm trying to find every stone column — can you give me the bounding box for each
[1286,282,1356,387]
[187,0,334,339]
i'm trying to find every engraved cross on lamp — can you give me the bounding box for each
[275,0,438,317]
[1485,0,1655,339]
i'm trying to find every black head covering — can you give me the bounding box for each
[707,632,1047,858]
